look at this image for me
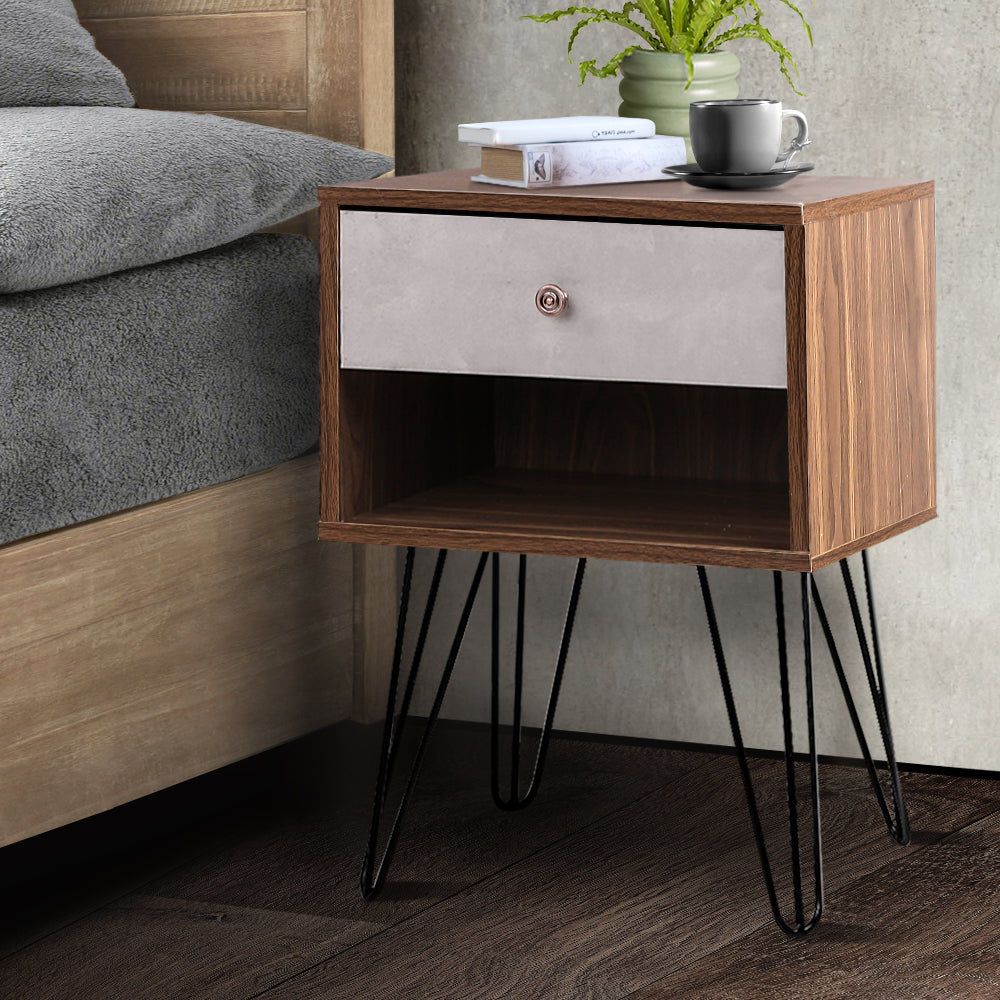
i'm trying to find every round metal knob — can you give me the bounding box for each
[535,283,568,317]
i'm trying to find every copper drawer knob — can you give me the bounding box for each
[535,283,568,317]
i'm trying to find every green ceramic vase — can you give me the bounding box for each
[618,49,740,161]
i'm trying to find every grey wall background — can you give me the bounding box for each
[393,0,1000,770]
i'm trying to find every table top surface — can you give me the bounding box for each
[320,169,934,225]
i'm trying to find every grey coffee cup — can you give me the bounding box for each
[689,99,810,174]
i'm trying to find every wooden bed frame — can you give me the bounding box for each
[0,0,395,848]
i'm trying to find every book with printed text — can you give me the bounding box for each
[458,116,656,146]
[471,135,686,188]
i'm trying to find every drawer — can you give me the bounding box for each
[339,210,787,388]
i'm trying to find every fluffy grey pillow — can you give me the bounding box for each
[2,0,134,107]
[0,106,394,292]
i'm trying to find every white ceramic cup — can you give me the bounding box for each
[689,99,810,174]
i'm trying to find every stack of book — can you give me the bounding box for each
[457,116,686,189]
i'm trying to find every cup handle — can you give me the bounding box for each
[776,110,810,169]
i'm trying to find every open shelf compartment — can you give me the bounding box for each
[321,371,807,569]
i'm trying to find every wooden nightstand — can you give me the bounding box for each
[318,170,936,934]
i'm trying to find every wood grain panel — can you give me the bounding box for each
[320,170,935,226]
[784,224,810,551]
[630,808,1000,998]
[494,379,788,485]
[321,523,809,570]
[806,195,936,556]
[253,761,997,1000]
[809,507,937,570]
[350,470,791,551]
[150,736,713,931]
[77,0,304,16]
[308,0,360,147]
[0,735,713,979]
[351,545,398,723]
[0,893,359,1000]
[304,0,393,153]
[83,13,308,111]
[337,371,496,519]
[321,469,800,569]
[0,457,353,847]
[319,198,342,520]
[81,1,393,149]
[358,0,395,156]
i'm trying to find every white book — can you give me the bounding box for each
[458,115,655,146]
[471,135,686,188]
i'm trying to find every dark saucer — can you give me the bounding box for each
[663,162,815,190]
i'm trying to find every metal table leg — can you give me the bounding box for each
[361,547,488,900]
[490,553,587,811]
[361,549,587,898]
[697,550,909,934]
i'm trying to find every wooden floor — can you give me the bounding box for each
[3,723,1000,999]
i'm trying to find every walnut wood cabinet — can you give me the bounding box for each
[318,170,935,572]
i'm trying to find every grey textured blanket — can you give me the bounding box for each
[0,234,320,545]
[0,106,392,292]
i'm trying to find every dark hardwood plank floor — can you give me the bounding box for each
[1,722,999,999]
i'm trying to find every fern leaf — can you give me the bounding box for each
[683,47,695,84]
[524,6,659,51]
[709,23,748,49]
[710,3,766,50]
[649,0,673,27]
[633,0,673,43]
[774,0,814,46]
[666,30,693,54]
[565,11,658,57]
[566,14,599,57]
[701,0,742,44]
[523,5,654,28]
[712,21,805,94]
[524,5,635,25]
[623,0,663,35]
[718,0,759,23]
[688,0,725,49]
[577,43,642,83]
[672,0,690,34]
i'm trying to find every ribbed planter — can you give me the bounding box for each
[618,49,740,161]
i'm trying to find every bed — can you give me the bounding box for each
[0,0,395,847]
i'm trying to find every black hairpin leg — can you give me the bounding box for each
[698,549,910,934]
[811,551,910,845]
[360,547,489,900]
[490,554,587,811]
[698,566,823,935]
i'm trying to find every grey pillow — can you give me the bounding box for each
[0,106,394,292]
[2,0,134,107]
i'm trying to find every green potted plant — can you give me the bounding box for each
[525,1,813,155]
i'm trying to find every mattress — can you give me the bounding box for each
[0,233,320,545]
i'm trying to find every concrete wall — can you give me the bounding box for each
[394,0,1000,770]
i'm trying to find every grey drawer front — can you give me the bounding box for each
[339,210,787,388]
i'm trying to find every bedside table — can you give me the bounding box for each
[318,170,935,935]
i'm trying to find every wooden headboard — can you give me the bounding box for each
[75,0,393,156]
